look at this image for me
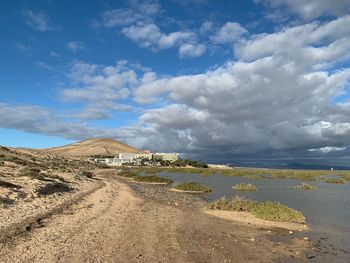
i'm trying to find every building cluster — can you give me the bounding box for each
[93,152,180,166]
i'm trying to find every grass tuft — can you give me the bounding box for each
[324,178,346,184]
[36,182,73,196]
[0,179,21,189]
[80,170,94,178]
[175,181,212,193]
[298,183,317,190]
[133,175,173,184]
[233,183,257,191]
[209,196,305,223]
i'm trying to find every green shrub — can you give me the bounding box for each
[117,170,138,178]
[209,196,305,223]
[233,183,257,191]
[175,181,212,193]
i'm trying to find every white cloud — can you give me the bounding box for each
[257,0,350,21]
[49,51,59,58]
[122,23,203,57]
[235,15,350,63]
[309,146,346,153]
[98,1,205,58]
[179,43,206,58]
[101,1,161,27]
[210,22,247,44]
[60,60,149,120]
[4,14,350,158]
[132,16,350,155]
[199,21,214,34]
[22,10,53,32]
[36,62,52,70]
[67,41,85,52]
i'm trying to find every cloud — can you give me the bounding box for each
[199,21,214,35]
[36,62,52,70]
[121,23,204,57]
[4,14,350,160]
[0,102,153,150]
[234,15,350,62]
[210,22,248,44]
[15,42,31,54]
[49,51,59,58]
[179,43,206,58]
[0,103,94,139]
[132,16,350,156]
[309,146,346,153]
[67,41,85,52]
[100,0,161,27]
[60,60,147,120]
[22,10,53,32]
[257,0,350,21]
[98,1,205,58]
[172,0,208,6]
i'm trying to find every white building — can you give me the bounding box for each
[94,152,180,166]
[135,153,153,160]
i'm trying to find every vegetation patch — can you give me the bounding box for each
[0,196,15,206]
[20,167,66,182]
[175,181,212,193]
[0,179,21,189]
[209,196,305,223]
[124,166,350,183]
[36,182,74,196]
[133,175,173,184]
[324,178,346,184]
[80,170,94,178]
[233,183,257,191]
[117,169,138,178]
[298,183,317,190]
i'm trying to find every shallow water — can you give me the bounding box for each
[156,171,350,254]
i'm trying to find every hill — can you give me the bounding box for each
[40,138,142,157]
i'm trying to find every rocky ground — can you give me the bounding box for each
[1,155,348,262]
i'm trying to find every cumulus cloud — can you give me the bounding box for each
[60,60,149,120]
[257,0,350,21]
[4,13,350,160]
[132,16,350,156]
[121,24,198,50]
[179,43,206,58]
[210,22,247,44]
[98,0,205,58]
[67,41,85,52]
[22,10,53,32]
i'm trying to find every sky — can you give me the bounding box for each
[1,0,350,163]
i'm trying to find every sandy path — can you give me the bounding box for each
[0,171,307,263]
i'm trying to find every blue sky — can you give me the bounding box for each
[1,0,350,162]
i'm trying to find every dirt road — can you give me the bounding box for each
[0,171,308,263]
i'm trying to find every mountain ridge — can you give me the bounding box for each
[40,138,142,157]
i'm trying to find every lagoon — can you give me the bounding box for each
[155,170,350,254]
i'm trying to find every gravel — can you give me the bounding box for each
[128,181,207,209]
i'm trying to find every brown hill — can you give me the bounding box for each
[40,138,142,157]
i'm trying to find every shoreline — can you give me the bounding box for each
[123,177,309,231]
[1,170,341,262]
